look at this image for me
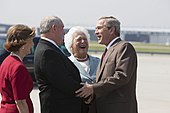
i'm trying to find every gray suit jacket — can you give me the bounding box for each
[90,38,138,113]
[69,54,100,83]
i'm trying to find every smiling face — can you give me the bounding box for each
[95,19,115,46]
[71,31,89,58]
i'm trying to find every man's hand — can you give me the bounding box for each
[75,83,93,98]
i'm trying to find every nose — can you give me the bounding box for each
[81,39,85,43]
[95,29,98,35]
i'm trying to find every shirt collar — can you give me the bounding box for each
[106,37,120,49]
[10,52,22,62]
[41,37,60,48]
[41,37,65,54]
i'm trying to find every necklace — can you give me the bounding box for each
[76,55,88,62]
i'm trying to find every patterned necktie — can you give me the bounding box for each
[101,48,107,62]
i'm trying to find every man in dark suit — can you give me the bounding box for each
[76,16,138,113]
[34,16,83,113]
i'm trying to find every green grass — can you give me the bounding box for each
[89,41,105,51]
[89,41,170,54]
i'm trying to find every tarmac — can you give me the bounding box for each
[136,54,170,113]
[1,53,170,113]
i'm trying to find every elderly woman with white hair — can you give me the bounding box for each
[64,26,100,84]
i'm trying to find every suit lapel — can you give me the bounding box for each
[96,38,121,82]
[89,56,97,75]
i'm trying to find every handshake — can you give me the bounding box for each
[75,82,94,103]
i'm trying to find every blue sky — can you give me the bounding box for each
[1,0,170,29]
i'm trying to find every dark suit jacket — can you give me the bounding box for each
[34,39,83,113]
[90,38,138,113]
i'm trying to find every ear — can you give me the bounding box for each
[70,44,73,48]
[109,27,115,35]
[51,25,57,32]
[70,44,74,53]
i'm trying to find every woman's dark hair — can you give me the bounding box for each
[4,24,35,52]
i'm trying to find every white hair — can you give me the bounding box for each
[64,26,90,53]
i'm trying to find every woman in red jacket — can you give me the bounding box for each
[0,24,35,113]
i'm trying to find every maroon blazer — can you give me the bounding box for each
[90,38,138,113]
